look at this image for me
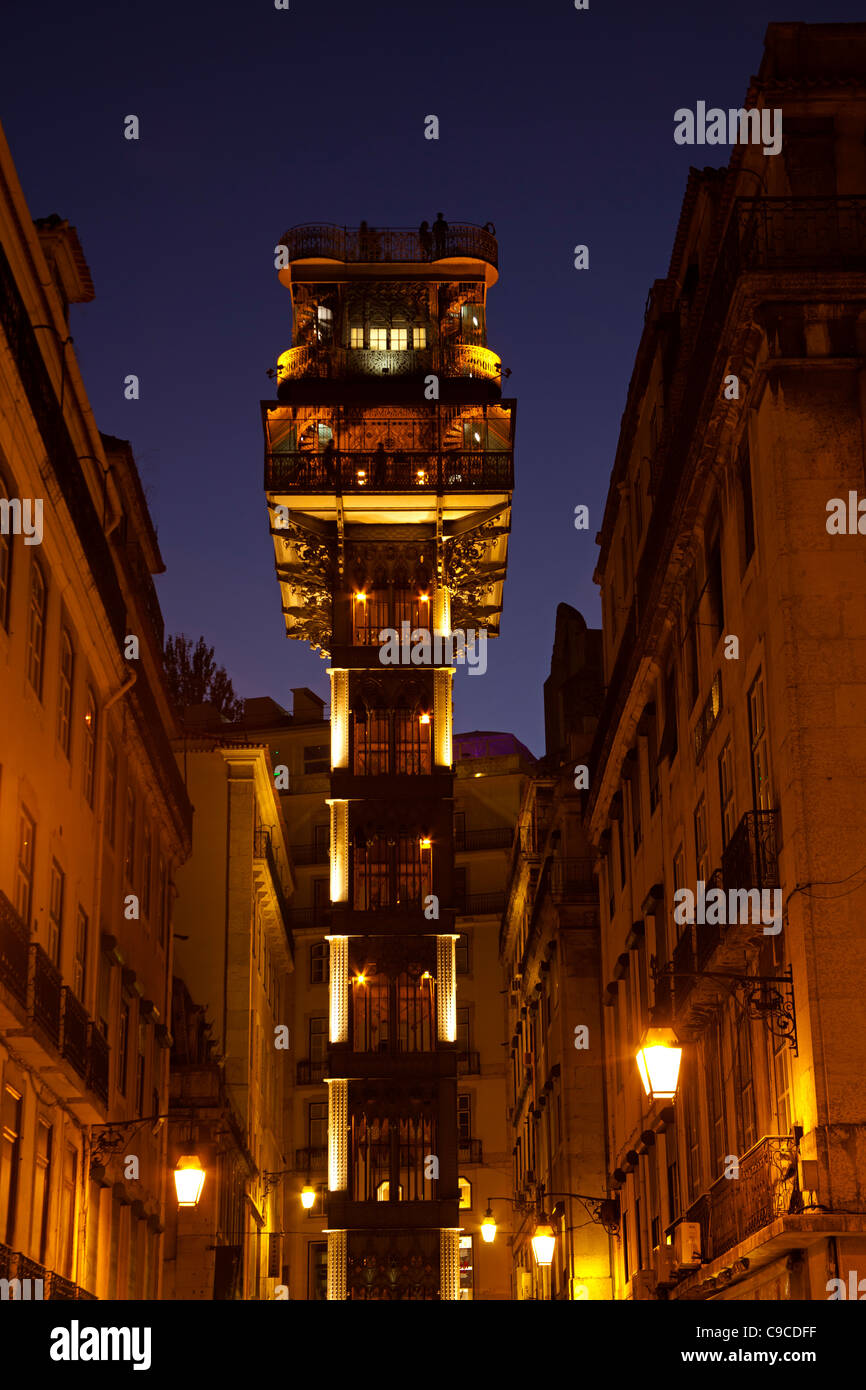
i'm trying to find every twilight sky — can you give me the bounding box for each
[3,0,856,756]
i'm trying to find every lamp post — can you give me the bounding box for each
[481,1188,620,1297]
[174,1154,206,1208]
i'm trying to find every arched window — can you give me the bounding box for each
[26,559,46,695]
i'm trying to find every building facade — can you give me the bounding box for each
[501,605,613,1299]
[587,23,866,1300]
[163,716,295,1300]
[0,123,192,1299]
[263,220,514,1298]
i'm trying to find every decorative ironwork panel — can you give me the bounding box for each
[346,1231,440,1301]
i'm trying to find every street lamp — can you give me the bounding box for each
[300,1184,316,1210]
[635,1026,683,1102]
[530,1215,556,1268]
[481,1207,497,1243]
[174,1154,206,1208]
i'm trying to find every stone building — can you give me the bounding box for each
[500,605,613,1300]
[0,122,191,1298]
[586,22,866,1300]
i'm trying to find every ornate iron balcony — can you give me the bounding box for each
[278,223,498,268]
[722,810,780,892]
[265,449,513,494]
[276,343,501,384]
[681,1134,800,1265]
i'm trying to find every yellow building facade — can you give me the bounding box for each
[588,23,866,1301]
[0,122,191,1299]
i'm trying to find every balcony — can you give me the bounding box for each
[458,1051,480,1075]
[722,810,780,893]
[291,842,329,866]
[455,826,513,852]
[61,987,89,1079]
[29,943,61,1044]
[278,223,498,269]
[0,1245,96,1299]
[680,1135,798,1265]
[276,343,502,385]
[458,1138,483,1165]
[455,891,507,917]
[0,891,29,1005]
[253,828,294,946]
[547,857,596,901]
[285,906,335,930]
[296,1058,327,1085]
[296,1146,327,1172]
[265,449,513,495]
[88,1024,110,1103]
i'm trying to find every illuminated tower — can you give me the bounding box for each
[263,221,514,1299]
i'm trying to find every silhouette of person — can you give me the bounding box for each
[418,220,433,260]
[373,441,386,486]
[432,212,448,258]
[322,437,336,484]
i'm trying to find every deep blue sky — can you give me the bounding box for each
[3,0,857,756]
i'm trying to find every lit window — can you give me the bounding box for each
[413,326,427,349]
[349,325,364,348]
[390,327,408,351]
[369,327,387,350]
[82,688,97,807]
[458,1177,471,1209]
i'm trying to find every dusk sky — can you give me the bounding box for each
[5,0,861,756]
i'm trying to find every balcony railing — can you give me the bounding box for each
[0,1246,96,1300]
[88,1024,110,1103]
[681,1135,799,1264]
[0,891,29,1005]
[286,906,335,930]
[721,810,780,892]
[547,857,596,901]
[265,450,513,494]
[276,343,502,384]
[29,944,62,1043]
[458,1138,483,1165]
[455,892,507,917]
[61,987,89,1080]
[253,828,294,939]
[278,223,498,268]
[291,842,329,866]
[455,826,513,852]
[296,1146,327,1171]
[458,1051,480,1075]
[297,1058,327,1085]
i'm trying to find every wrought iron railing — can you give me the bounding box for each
[0,891,29,1005]
[458,1138,483,1164]
[286,906,335,929]
[693,671,722,765]
[722,810,780,892]
[458,1051,481,1075]
[296,1146,327,1171]
[253,829,294,939]
[88,1024,110,1104]
[682,1135,799,1264]
[278,223,498,268]
[61,987,89,1079]
[30,944,62,1043]
[547,857,596,900]
[455,825,513,852]
[455,892,507,917]
[296,1058,327,1085]
[276,343,501,384]
[265,449,513,493]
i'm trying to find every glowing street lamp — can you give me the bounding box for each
[300,1184,316,1210]
[481,1207,497,1244]
[635,1026,683,1102]
[174,1154,206,1208]
[531,1215,556,1267]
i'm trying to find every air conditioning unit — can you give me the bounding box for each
[631,1269,657,1301]
[673,1221,702,1269]
[655,1243,677,1284]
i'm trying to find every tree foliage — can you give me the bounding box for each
[164,634,244,721]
